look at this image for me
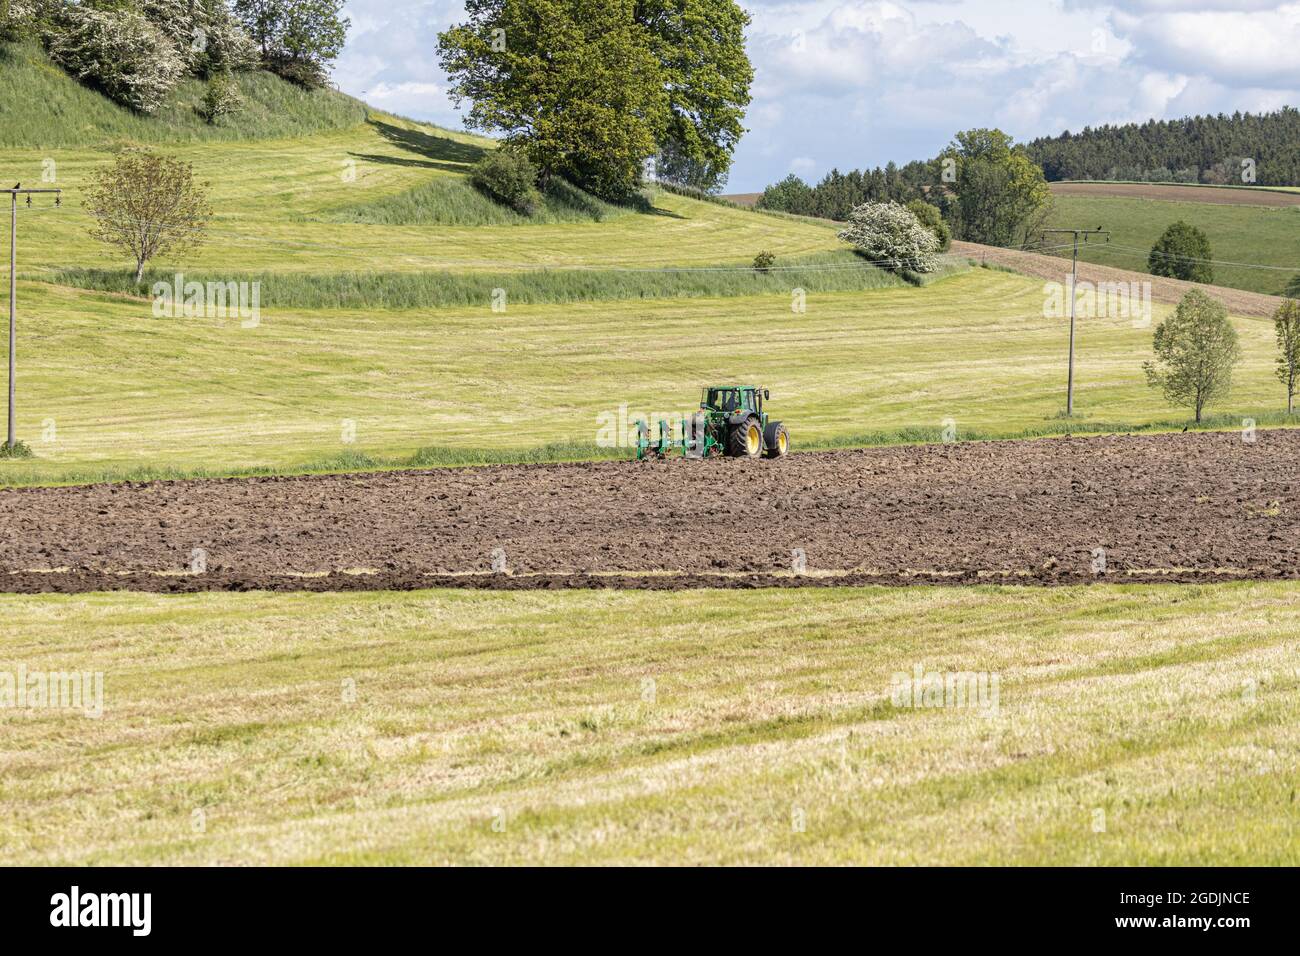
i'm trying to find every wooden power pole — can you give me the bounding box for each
[3,185,62,452]
[1040,227,1109,417]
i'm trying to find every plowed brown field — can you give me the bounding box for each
[2,430,1297,593]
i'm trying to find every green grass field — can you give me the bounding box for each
[1,268,1294,486]
[1,583,1296,865]
[1045,194,1300,296]
[1,110,843,276]
[1057,180,1300,196]
[4,40,1292,487]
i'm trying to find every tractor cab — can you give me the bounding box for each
[701,386,767,415]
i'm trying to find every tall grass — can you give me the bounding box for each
[320,175,638,226]
[52,251,928,309]
[0,40,368,148]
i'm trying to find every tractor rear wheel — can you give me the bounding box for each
[764,422,789,458]
[728,418,763,458]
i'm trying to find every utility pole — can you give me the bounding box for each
[3,185,61,452]
[1040,227,1109,417]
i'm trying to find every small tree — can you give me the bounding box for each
[1273,299,1300,414]
[1143,289,1240,423]
[756,174,813,216]
[752,251,775,273]
[1148,220,1214,283]
[86,150,212,283]
[838,201,940,274]
[198,72,244,125]
[905,198,951,251]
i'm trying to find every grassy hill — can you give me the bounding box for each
[0,41,369,147]
[1044,190,1300,296]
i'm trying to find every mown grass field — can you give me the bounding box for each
[0,267,1292,486]
[1,583,1296,865]
[1045,194,1300,296]
[1,110,842,275]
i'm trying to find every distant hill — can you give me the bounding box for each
[1026,108,1300,187]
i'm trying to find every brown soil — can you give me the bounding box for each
[952,239,1286,318]
[1049,182,1300,207]
[2,431,1298,593]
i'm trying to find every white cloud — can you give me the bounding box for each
[1110,4,1300,87]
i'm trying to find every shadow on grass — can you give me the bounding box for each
[368,118,486,165]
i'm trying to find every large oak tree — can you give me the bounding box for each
[437,0,752,200]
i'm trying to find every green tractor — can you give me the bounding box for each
[635,385,790,460]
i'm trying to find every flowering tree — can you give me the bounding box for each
[838,201,941,273]
[46,7,185,114]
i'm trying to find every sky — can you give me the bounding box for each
[334,1,1300,192]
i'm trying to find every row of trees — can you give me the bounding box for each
[758,128,1053,249]
[1,0,348,114]
[757,161,933,221]
[1025,108,1300,186]
[436,0,753,202]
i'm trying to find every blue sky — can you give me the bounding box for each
[334,1,1300,192]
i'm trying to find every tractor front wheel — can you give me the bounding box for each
[728,419,763,458]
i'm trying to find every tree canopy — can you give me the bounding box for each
[939,129,1051,247]
[1026,108,1300,187]
[437,0,752,201]
[1142,289,1240,423]
[1148,220,1214,284]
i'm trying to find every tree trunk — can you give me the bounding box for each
[135,260,145,284]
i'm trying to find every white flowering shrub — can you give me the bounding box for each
[837,201,941,274]
[0,0,36,40]
[142,0,259,77]
[45,7,185,114]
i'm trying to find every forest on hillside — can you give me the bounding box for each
[1025,108,1300,186]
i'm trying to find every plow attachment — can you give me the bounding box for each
[634,415,719,460]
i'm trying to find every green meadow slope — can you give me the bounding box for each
[1045,192,1300,296]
